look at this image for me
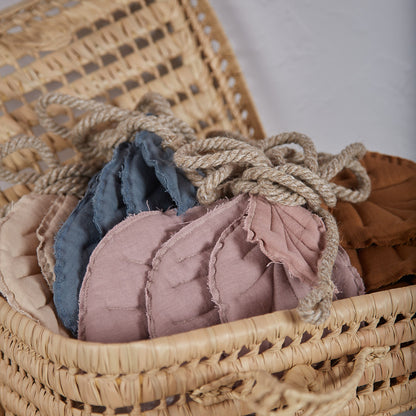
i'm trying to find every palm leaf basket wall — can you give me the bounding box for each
[0,1,415,415]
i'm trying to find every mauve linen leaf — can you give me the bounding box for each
[36,195,78,290]
[244,195,326,284]
[135,131,197,215]
[92,142,130,236]
[54,174,100,336]
[78,204,210,342]
[330,246,365,298]
[146,194,248,338]
[0,194,68,336]
[208,216,274,323]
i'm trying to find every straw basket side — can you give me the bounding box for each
[0,1,415,415]
[0,287,415,415]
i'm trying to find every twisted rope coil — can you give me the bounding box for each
[0,92,370,325]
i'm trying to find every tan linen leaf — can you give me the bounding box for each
[36,194,78,290]
[0,194,68,336]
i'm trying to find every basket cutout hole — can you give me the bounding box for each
[45,7,60,17]
[341,324,350,333]
[377,317,388,327]
[125,77,140,91]
[177,92,187,102]
[282,336,293,348]
[0,64,15,77]
[321,327,332,338]
[373,380,385,392]
[356,384,370,394]
[145,0,156,5]
[4,99,23,113]
[228,77,236,88]
[211,39,220,53]
[141,400,160,412]
[409,371,416,380]
[170,55,183,70]
[83,62,100,74]
[32,125,46,136]
[221,59,228,72]
[166,21,174,34]
[17,55,35,68]
[157,64,169,77]
[312,361,325,370]
[190,0,198,7]
[198,120,209,129]
[102,54,117,66]
[198,13,205,22]
[151,28,165,43]
[119,44,134,57]
[390,376,406,387]
[248,127,255,137]
[108,87,123,100]
[395,313,406,323]
[190,84,199,95]
[7,25,23,34]
[129,2,142,13]
[57,148,76,163]
[53,114,69,125]
[45,80,63,92]
[24,89,42,103]
[115,406,134,414]
[64,1,79,8]
[301,331,312,343]
[95,19,110,29]
[204,26,211,35]
[65,70,82,83]
[330,358,340,367]
[237,345,250,359]
[112,9,127,21]
[76,27,93,39]
[259,339,273,354]
[135,37,149,49]
[400,340,415,349]
[142,71,156,84]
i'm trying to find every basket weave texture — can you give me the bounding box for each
[0,1,415,415]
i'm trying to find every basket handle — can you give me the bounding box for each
[189,346,389,416]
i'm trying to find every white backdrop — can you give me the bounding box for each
[211,0,416,161]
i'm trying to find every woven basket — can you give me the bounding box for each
[0,1,415,415]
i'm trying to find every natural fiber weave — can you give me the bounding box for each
[0,0,264,206]
[0,1,415,415]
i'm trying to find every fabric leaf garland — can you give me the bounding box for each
[54,131,197,336]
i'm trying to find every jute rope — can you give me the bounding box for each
[0,92,371,325]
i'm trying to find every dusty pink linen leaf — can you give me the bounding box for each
[146,194,248,338]
[208,216,274,323]
[244,195,326,284]
[78,204,210,342]
[0,194,68,336]
[36,194,78,290]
